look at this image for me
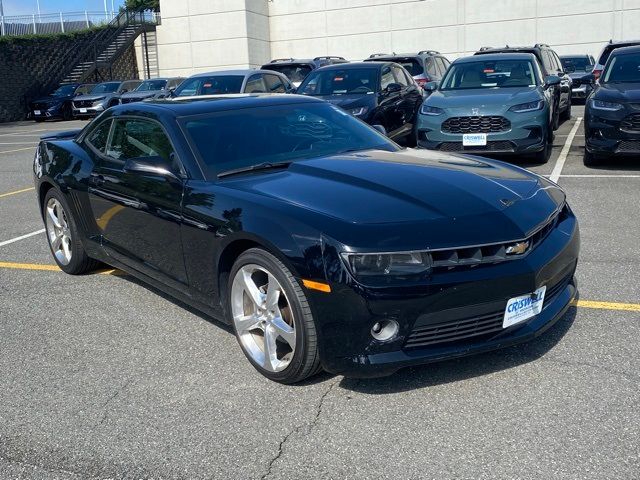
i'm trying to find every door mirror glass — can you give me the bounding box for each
[424,81,439,92]
[583,74,596,84]
[545,75,561,87]
[386,82,402,93]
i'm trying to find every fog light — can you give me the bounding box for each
[371,319,399,342]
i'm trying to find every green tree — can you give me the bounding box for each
[125,0,160,11]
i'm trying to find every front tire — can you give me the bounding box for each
[43,189,100,274]
[228,248,322,384]
[583,149,599,167]
[533,127,553,164]
[552,99,560,130]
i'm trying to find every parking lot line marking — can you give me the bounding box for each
[559,175,640,178]
[0,129,49,136]
[0,147,35,154]
[0,261,122,275]
[0,229,45,247]
[550,117,583,183]
[572,300,640,312]
[0,187,35,198]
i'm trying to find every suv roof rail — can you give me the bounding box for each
[368,53,391,58]
[313,56,345,61]
[269,58,295,63]
[478,46,493,51]
[534,43,550,48]
[418,50,440,55]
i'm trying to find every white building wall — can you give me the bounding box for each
[156,0,640,76]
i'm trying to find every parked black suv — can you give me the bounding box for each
[584,45,640,166]
[296,62,424,145]
[476,44,572,128]
[364,50,450,89]
[261,56,347,87]
[592,40,640,81]
[560,55,595,102]
[30,83,94,122]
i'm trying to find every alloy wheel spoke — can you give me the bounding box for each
[265,274,281,310]
[47,205,62,229]
[271,316,295,349]
[62,237,71,261]
[235,314,262,333]
[51,234,62,251]
[242,269,263,308]
[263,324,279,371]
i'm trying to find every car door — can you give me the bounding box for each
[392,65,421,134]
[551,51,572,109]
[377,65,404,137]
[86,116,189,291]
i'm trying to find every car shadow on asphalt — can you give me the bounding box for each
[338,305,578,395]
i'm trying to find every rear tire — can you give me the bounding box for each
[560,99,572,122]
[552,99,560,130]
[228,248,322,384]
[61,103,72,121]
[42,189,100,275]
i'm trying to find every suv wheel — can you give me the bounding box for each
[533,127,552,164]
[560,99,572,122]
[228,248,322,384]
[552,99,560,130]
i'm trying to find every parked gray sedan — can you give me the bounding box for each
[119,77,184,104]
[172,69,294,97]
[72,80,142,118]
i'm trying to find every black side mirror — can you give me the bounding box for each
[123,156,180,180]
[424,81,439,92]
[545,75,561,88]
[584,74,596,84]
[372,124,387,136]
[386,83,402,94]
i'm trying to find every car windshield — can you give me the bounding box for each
[91,83,120,94]
[174,76,245,96]
[298,68,378,95]
[51,85,76,96]
[383,58,423,76]
[440,59,538,90]
[182,102,396,178]
[135,79,167,91]
[561,57,593,72]
[263,64,312,84]
[602,52,640,83]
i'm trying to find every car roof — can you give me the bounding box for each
[455,52,536,63]
[606,39,640,47]
[315,61,389,71]
[609,44,640,55]
[559,54,591,58]
[366,51,441,59]
[110,94,324,117]
[264,57,346,65]
[477,46,542,55]
[188,69,281,78]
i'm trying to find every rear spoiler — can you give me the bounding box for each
[40,129,82,141]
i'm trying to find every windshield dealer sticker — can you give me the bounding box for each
[503,286,546,328]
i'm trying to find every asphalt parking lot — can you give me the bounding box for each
[1,108,639,479]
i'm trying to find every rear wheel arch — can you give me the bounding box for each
[38,181,56,214]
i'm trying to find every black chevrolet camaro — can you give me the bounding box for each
[33,95,580,383]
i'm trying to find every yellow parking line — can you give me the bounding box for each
[0,147,34,154]
[572,300,640,313]
[0,261,123,276]
[0,187,35,198]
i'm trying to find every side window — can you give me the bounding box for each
[552,52,563,73]
[106,118,175,165]
[244,74,268,93]
[425,57,438,77]
[541,51,553,74]
[264,74,286,93]
[380,66,395,90]
[392,66,409,86]
[169,78,182,89]
[436,57,449,76]
[85,119,112,153]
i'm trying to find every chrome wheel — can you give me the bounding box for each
[231,264,296,372]
[45,197,72,266]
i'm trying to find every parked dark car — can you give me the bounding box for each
[560,55,595,102]
[592,40,640,81]
[476,44,572,129]
[296,62,424,144]
[72,80,142,118]
[33,95,579,383]
[119,77,184,104]
[173,70,293,96]
[364,50,451,89]
[261,56,347,87]
[30,83,94,122]
[416,53,558,163]
[584,45,640,165]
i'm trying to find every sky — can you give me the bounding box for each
[1,0,126,16]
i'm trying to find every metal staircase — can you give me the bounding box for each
[60,9,159,84]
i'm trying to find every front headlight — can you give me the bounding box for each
[92,97,106,106]
[420,104,444,116]
[509,100,544,113]
[347,106,368,116]
[341,251,431,279]
[591,99,623,111]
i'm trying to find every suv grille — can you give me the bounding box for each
[617,141,640,153]
[442,116,511,134]
[73,100,93,108]
[572,79,581,88]
[438,141,514,153]
[620,114,640,133]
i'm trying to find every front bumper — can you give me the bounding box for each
[585,109,640,157]
[72,104,105,117]
[311,209,579,377]
[571,84,592,100]
[31,104,62,120]
[416,109,549,155]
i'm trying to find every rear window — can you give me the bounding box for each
[388,58,423,76]
[298,68,378,95]
[560,57,593,72]
[262,64,313,84]
[441,59,539,90]
[174,76,244,96]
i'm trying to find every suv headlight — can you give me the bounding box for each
[92,97,106,106]
[347,106,368,116]
[509,100,544,113]
[420,105,444,116]
[591,99,623,111]
[341,251,431,279]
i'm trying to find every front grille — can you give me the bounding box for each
[620,114,640,133]
[617,140,640,153]
[572,79,581,88]
[442,116,511,134]
[32,102,50,110]
[438,141,514,152]
[73,100,93,108]
[403,270,574,350]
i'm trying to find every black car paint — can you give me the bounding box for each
[296,62,424,141]
[34,96,579,377]
[30,83,89,121]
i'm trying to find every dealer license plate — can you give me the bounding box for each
[462,133,487,146]
[503,286,546,328]
[79,108,87,113]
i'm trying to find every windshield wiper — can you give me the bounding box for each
[217,161,292,179]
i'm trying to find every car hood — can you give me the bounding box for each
[73,93,114,101]
[425,87,542,115]
[593,83,640,103]
[120,90,160,99]
[221,149,565,250]
[33,95,68,105]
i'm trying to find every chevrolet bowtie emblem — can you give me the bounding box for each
[505,241,530,255]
